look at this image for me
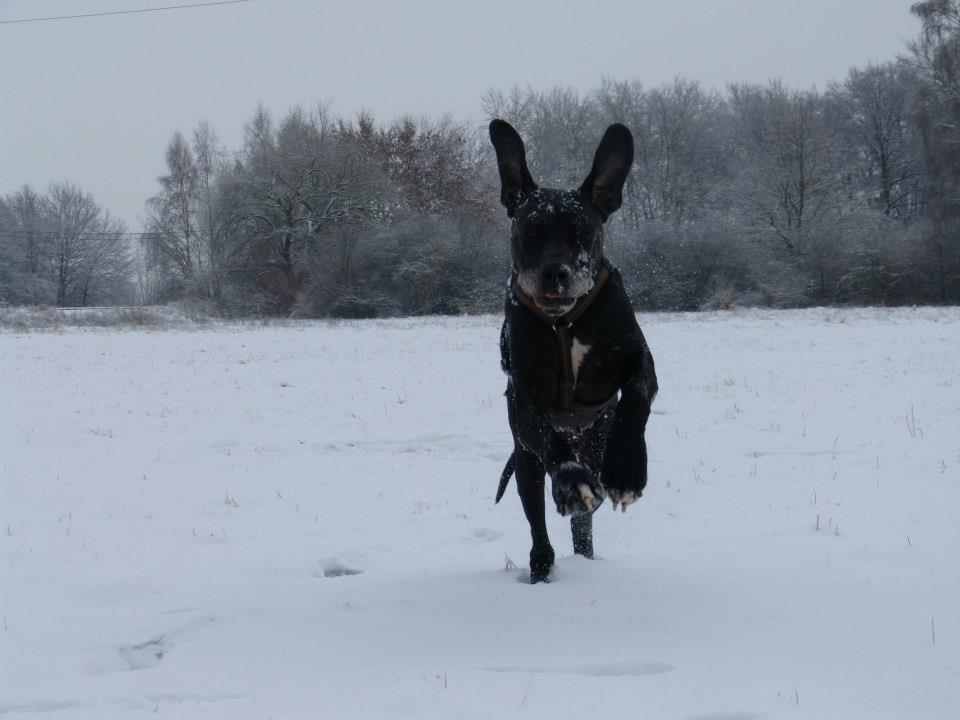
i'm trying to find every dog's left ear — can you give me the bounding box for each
[580,124,634,221]
[489,119,537,218]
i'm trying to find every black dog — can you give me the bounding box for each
[490,119,658,584]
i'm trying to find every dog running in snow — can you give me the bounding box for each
[490,119,658,584]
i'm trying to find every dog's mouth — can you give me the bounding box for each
[537,292,577,313]
[515,269,591,315]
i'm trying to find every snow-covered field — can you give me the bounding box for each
[2,308,958,719]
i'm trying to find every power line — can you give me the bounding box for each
[0,0,253,25]
[0,230,154,239]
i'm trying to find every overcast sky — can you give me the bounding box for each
[1,0,917,229]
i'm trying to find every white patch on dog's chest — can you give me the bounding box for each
[570,337,591,384]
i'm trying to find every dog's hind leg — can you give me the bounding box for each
[570,511,594,559]
[514,448,554,583]
[568,416,611,559]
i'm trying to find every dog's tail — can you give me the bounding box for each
[495,452,515,504]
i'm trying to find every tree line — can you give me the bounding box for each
[2,1,958,314]
[0,183,131,307]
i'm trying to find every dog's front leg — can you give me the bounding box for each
[508,383,605,517]
[603,341,658,511]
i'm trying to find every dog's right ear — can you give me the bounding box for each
[489,119,537,218]
[580,124,634,221]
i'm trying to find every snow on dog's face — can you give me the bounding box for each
[489,119,634,317]
[510,189,602,316]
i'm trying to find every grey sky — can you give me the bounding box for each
[2,0,916,229]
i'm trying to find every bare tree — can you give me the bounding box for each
[726,83,851,300]
[192,121,230,299]
[221,105,392,314]
[143,132,204,297]
[43,182,131,306]
[611,78,725,226]
[482,85,597,189]
[830,62,923,217]
[0,185,53,304]
[909,0,960,301]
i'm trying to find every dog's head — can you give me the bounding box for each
[489,119,633,316]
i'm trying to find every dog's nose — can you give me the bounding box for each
[541,264,570,288]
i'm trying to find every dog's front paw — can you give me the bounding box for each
[607,488,640,512]
[602,434,647,512]
[551,461,605,516]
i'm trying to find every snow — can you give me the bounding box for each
[1,307,958,719]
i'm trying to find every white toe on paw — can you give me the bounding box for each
[608,489,621,510]
[577,483,597,510]
[619,491,638,512]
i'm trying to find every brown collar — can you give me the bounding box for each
[511,258,612,326]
